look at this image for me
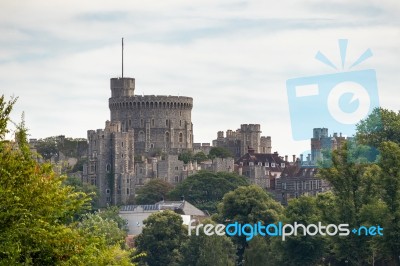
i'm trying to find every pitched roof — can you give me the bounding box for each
[236,151,287,170]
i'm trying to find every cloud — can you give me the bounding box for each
[0,0,399,156]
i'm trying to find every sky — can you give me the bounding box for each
[1,0,399,157]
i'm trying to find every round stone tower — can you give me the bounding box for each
[108,77,193,155]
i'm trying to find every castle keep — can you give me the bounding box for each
[84,76,193,206]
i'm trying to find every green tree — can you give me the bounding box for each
[78,212,127,246]
[357,107,400,147]
[0,95,16,138]
[208,146,233,159]
[0,96,137,265]
[273,196,326,266]
[135,179,173,204]
[63,175,99,209]
[378,141,400,263]
[135,210,187,266]
[216,185,284,263]
[181,219,236,266]
[169,171,249,213]
[178,150,193,164]
[317,142,382,265]
[243,236,274,266]
[96,206,129,233]
[192,151,208,163]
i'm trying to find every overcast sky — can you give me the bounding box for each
[1,0,399,157]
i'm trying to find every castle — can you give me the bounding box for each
[212,124,271,159]
[83,76,194,206]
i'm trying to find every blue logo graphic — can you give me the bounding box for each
[286,39,380,141]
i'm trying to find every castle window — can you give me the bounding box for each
[121,142,124,147]
[180,111,182,116]
[106,164,111,173]
[166,119,169,126]
[106,189,110,194]
[271,162,276,167]
[129,119,131,126]
[140,119,144,127]
[152,119,155,127]
[179,133,183,143]
[106,197,111,202]
[175,176,179,183]
[150,143,154,149]
[127,188,130,195]
[165,132,170,142]
[179,120,182,126]
[138,131,145,142]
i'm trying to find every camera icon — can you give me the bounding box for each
[286,40,380,141]
[287,69,379,140]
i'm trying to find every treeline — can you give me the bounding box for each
[34,135,88,160]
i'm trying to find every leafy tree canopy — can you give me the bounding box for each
[135,178,173,205]
[169,171,249,213]
[181,219,236,266]
[357,107,400,147]
[208,146,233,159]
[216,185,284,263]
[34,135,88,160]
[0,95,137,265]
[135,210,187,266]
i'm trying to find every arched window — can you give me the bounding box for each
[138,131,145,142]
[179,132,183,143]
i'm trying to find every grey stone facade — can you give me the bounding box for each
[84,121,135,206]
[84,77,194,206]
[108,78,193,155]
[272,166,330,205]
[213,124,272,159]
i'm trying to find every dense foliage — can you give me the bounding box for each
[169,171,249,213]
[135,179,173,205]
[0,95,137,265]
